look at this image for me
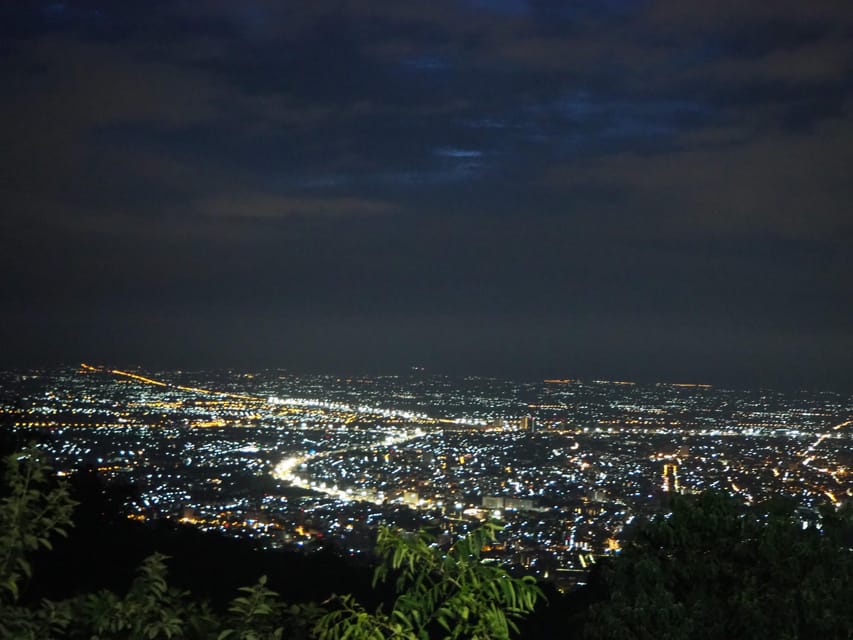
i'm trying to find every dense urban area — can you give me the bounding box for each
[1,365,850,591]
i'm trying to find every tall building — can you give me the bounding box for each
[520,415,536,432]
[662,463,680,493]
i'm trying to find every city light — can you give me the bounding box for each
[1,365,849,589]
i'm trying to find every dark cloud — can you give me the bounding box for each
[1,0,851,389]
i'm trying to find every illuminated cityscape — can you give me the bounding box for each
[2,364,849,590]
[1,2,851,636]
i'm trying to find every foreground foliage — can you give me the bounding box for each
[320,524,542,639]
[582,491,853,640]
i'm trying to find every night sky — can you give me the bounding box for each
[1,1,851,389]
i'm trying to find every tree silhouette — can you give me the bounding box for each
[582,491,853,640]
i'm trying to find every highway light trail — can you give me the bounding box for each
[799,419,851,504]
[81,363,434,504]
[271,429,427,505]
[81,363,260,401]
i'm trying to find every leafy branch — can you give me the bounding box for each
[317,523,543,640]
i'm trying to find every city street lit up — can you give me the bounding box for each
[1,2,851,635]
[2,364,849,590]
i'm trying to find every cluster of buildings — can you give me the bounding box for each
[0,365,849,590]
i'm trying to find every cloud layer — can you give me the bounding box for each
[1,1,851,388]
